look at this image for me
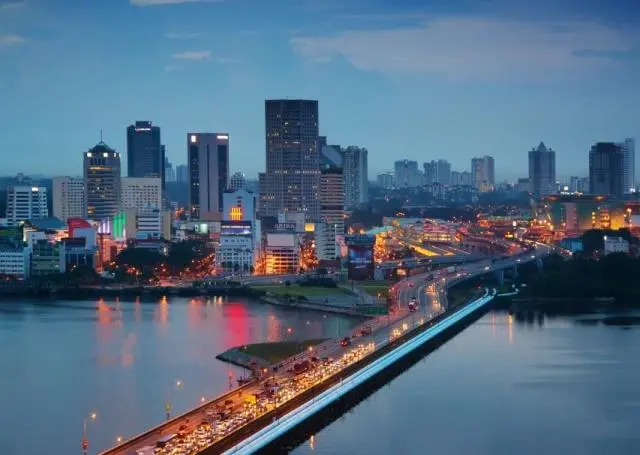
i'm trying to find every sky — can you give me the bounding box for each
[1,0,639,181]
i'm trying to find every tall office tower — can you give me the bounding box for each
[423,161,436,184]
[569,176,580,193]
[229,171,247,192]
[164,155,175,183]
[320,140,344,169]
[126,121,164,187]
[187,133,229,220]
[343,146,368,208]
[260,99,320,221]
[618,138,635,193]
[52,177,85,221]
[471,156,495,189]
[528,142,556,197]
[377,172,394,189]
[175,164,188,183]
[83,141,121,222]
[460,171,472,186]
[436,160,452,185]
[317,167,345,261]
[589,142,624,198]
[121,177,162,210]
[394,160,420,188]
[6,186,48,225]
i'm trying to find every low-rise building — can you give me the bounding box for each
[265,233,299,275]
[0,244,30,278]
[31,240,60,276]
[603,236,629,255]
[59,238,96,273]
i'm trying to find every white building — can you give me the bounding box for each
[6,186,48,226]
[52,177,85,221]
[125,207,171,240]
[0,245,30,278]
[603,236,629,255]
[222,189,256,223]
[121,177,162,210]
[217,189,259,273]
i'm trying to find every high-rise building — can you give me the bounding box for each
[436,160,451,185]
[175,164,188,183]
[229,171,247,192]
[528,142,556,197]
[52,177,85,221]
[6,186,48,225]
[260,99,320,221]
[471,156,495,189]
[121,177,162,210]
[423,161,436,184]
[317,167,345,261]
[589,142,624,198]
[377,172,394,189]
[187,133,229,220]
[394,160,420,188]
[343,146,368,208]
[319,139,344,169]
[619,138,635,193]
[126,121,164,187]
[164,154,175,183]
[84,141,121,222]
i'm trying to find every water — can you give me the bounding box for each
[289,309,640,455]
[0,296,362,455]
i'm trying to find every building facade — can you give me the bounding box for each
[394,160,420,188]
[471,156,495,190]
[187,133,229,220]
[121,177,162,211]
[0,245,29,278]
[175,164,188,183]
[83,142,121,222]
[260,99,320,221]
[589,142,624,198]
[6,186,48,226]
[126,121,164,187]
[619,138,635,193]
[229,172,246,192]
[317,167,345,261]
[528,142,556,197]
[343,146,368,209]
[52,177,85,222]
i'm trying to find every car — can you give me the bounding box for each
[340,337,351,347]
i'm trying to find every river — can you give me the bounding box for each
[0,296,362,455]
[287,309,640,455]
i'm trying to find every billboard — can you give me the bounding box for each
[346,234,375,281]
[221,221,252,236]
[267,233,296,248]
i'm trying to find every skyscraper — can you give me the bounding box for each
[619,138,635,193]
[589,142,624,198]
[436,160,452,185]
[52,176,85,221]
[6,186,48,225]
[126,121,164,187]
[528,142,556,197]
[260,99,320,221]
[229,171,247,192]
[187,133,229,220]
[175,164,188,183]
[83,142,121,221]
[471,156,495,189]
[121,177,162,210]
[343,146,368,209]
[394,160,420,188]
[317,167,345,261]
[164,154,175,183]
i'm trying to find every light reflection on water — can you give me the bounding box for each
[289,309,640,455]
[0,296,362,455]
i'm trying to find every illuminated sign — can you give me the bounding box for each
[275,223,296,231]
[304,223,315,233]
[194,223,208,234]
[103,152,109,158]
[229,206,243,221]
[190,135,197,143]
[31,187,39,192]
[86,152,92,157]
[217,134,229,140]
[221,221,251,236]
[135,128,152,132]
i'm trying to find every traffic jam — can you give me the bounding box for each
[145,342,376,455]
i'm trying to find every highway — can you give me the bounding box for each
[100,243,551,455]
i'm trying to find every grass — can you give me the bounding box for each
[448,285,484,308]
[237,339,328,364]
[250,284,346,297]
[354,281,394,298]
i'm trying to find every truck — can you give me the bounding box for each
[408,298,418,312]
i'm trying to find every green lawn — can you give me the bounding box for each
[250,284,346,297]
[448,286,484,308]
[355,281,394,298]
[238,339,328,364]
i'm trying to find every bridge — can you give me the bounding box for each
[99,244,550,455]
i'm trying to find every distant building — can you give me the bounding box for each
[394,160,420,188]
[187,133,229,220]
[59,237,95,273]
[229,171,246,192]
[516,178,530,192]
[265,233,299,275]
[377,172,394,189]
[121,177,162,211]
[125,207,170,240]
[528,142,556,197]
[471,156,495,190]
[31,239,60,276]
[317,167,345,261]
[164,154,175,183]
[423,161,436,185]
[175,164,188,183]
[83,142,121,222]
[589,142,624,198]
[126,121,164,187]
[604,236,629,255]
[0,244,30,278]
[618,138,635,193]
[6,186,48,226]
[52,177,85,222]
[343,146,368,209]
[320,140,344,169]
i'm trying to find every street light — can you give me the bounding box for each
[82,411,97,455]
[165,380,183,420]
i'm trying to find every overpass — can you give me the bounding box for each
[99,244,550,455]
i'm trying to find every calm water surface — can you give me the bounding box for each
[290,310,640,455]
[0,296,361,455]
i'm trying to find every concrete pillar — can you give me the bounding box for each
[494,269,504,285]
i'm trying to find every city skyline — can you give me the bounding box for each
[1,0,639,178]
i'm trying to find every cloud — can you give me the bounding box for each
[290,16,638,82]
[0,1,26,11]
[172,50,211,60]
[165,64,179,72]
[165,32,202,39]
[0,34,26,46]
[131,0,222,6]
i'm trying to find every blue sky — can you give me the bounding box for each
[1,0,639,180]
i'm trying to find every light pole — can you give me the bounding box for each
[81,411,97,455]
[165,380,183,420]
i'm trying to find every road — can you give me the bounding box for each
[101,243,552,455]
